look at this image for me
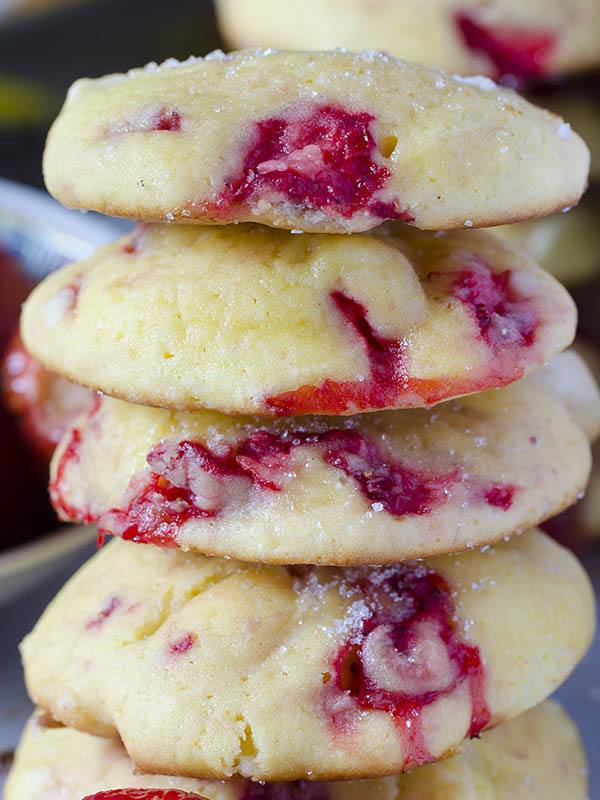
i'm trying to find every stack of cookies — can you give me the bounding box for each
[5,49,599,799]
[215,0,600,548]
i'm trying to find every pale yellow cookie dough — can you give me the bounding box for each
[49,351,598,565]
[21,224,576,416]
[43,49,589,233]
[21,531,595,781]
[5,702,588,800]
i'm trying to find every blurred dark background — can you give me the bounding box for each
[0,0,223,186]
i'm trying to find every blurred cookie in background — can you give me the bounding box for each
[530,75,600,180]
[541,340,600,549]
[492,190,600,288]
[215,0,600,85]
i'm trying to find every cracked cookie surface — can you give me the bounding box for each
[21,531,594,781]
[5,702,588,800]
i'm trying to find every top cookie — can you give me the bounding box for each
[43,49,589,234]
[216,1,600,83]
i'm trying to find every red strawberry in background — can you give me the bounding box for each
[3,332,94,464]
[0,249,93,548]
[0,248,54,546]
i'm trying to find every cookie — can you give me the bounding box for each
[21,530,594,781]
[215,1,600,83]
[493,191,600,287]
[43,49,589,234]
[5,702,588,800]
[48,351,598,565]
[21,224,576,416]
